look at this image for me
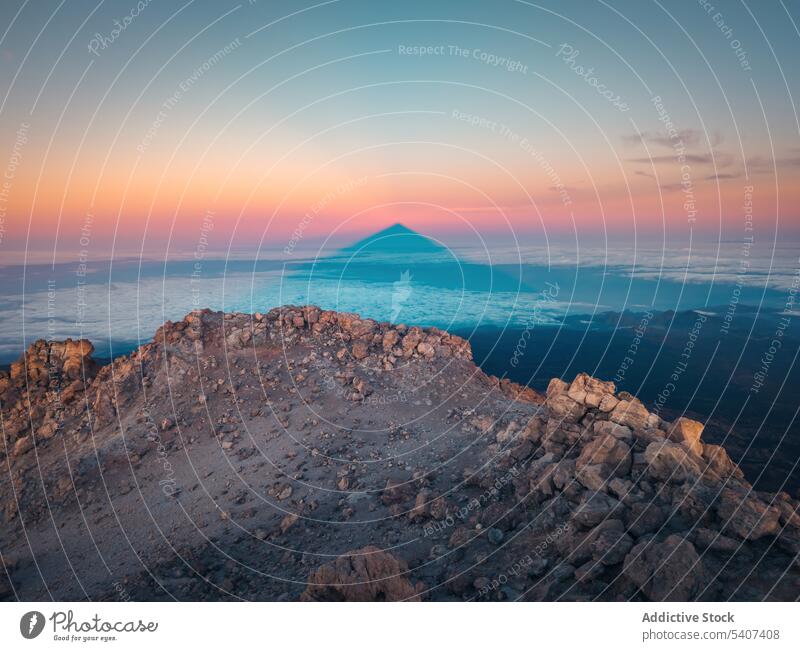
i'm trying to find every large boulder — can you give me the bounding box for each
[589,519,634,565]
[576,433,632,478]
[525,456,558,503]
[643,441,703,483]
[400,329,423,357]
[692,527,740,553]
[593,420,633,443]
[0,562,14,599]
[546,392,586,424]
[572,493,623,528]
[774,494,800,528]
[351,340,370,360]
[567,373,616,408]
[300,546,421,601]
[717,489,781,540]
[546,378,568,398]
[575,464,610,492]
[670,482,719,528]
[665,417,704,456]
[702,444,744,481]
[625,502,667,538]
[609,398,650,431]
[60,339,95,380]
[381,478,415,506]
[381,329,400,352]
[623,535,709,600]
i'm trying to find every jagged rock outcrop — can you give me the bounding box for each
[496,368,800,600]
[0,338,98,463]
[1,307,798,602]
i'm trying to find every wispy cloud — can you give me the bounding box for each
[622,129,705,149]
[627,151,735,167]
[747,153,800,174]
[705,172,739,180]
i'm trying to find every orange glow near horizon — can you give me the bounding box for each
[2,100,798,258]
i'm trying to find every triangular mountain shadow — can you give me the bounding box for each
[286,222,536,295]
[340,223,445,255]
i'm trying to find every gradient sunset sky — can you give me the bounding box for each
[0,0,798,261]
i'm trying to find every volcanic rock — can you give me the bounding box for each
[665,417,704,456]
[300,547,421,601]
[0,307,797,602]
[623,535,709,600]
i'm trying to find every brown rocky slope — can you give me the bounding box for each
[0,306,798,601]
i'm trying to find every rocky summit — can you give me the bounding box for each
[0,306,798,601]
